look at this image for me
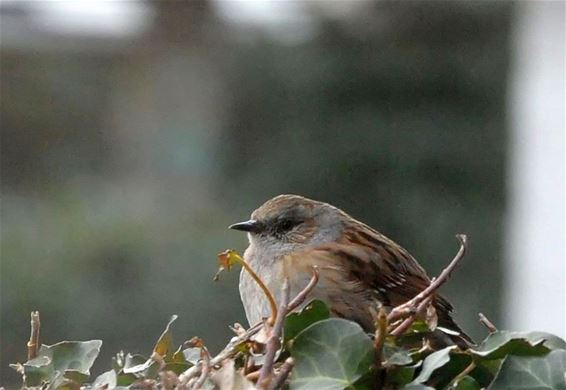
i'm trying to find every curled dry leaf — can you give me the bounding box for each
[214,250,245,281]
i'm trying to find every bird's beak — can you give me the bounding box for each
[229,219,262,233]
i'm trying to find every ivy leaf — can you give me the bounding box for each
[452,376,480,390]
[13,340,102,387]
[162,345,191,375]
[411,346,456,384]
[91,370,117,389]
[153,315,178,358]
[385,364,421,387]
[400,384,435,390]
[489,349,566,390]
[284,300,330,344]
[45,340,102,379]
[183,347,202,365]
[382,344,413,366]
[289,318,375,390]
[122,353,159,379]
[471,331,565,360]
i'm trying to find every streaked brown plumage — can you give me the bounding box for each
[230,194,472,346]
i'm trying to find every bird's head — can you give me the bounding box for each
[229,194,346,255]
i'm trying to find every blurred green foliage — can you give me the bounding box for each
[1,1,512,386]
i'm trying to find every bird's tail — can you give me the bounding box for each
[434,295,474,348]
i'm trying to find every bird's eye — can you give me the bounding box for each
[278,219,298,232]
[281,220,293,230]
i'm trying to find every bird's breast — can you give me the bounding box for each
[239,246,286,325]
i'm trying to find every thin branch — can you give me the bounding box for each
[372,307,388,369]
[191,347,210,390]
[229,322,246,337]
[268,358,294,390]
[388,234,467,323]
[287,266,319,312]
[245,369,261,382]
[258,279,290,389]
[177,322,263,388]
[448,361,476,388]
[27,311,40,360]
[389,296,433,337]
[179,265,319,389]
[478,313,497,333]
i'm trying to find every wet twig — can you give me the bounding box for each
[479,312,497,333]
[27,311,40,360]
[268,358,294,390]
[286,266,319,312]
[257,279,290,389]
[388,235,468,325]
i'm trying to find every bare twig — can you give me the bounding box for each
[388,235,467,323]
[230,323,246,337]
[177,322,263,388]
[389,296,433,336]
[245,370,261,381]
[268,357,295,390]
[27,311,40,360]
[479,313,497,333]
[287,266,319,312]
[179,263,319,389]
[191,347,211,390]
[258,268,319,388]
[372,307,388,368]
[258,279,290,389]
[448,361,476,388]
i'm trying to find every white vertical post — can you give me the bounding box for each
[505,1,565,337]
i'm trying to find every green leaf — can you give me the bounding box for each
[183,347,202,365]
[16,340,102,387]
[284,300,330,344]
[122,353,148,373]
[517,331,566,350]
[91,370,117,389]
[382,344,413,366]
[400,384,435,390]
[121,353,159,378]
[154,315,178,358]
[116,371,137,387]
[411,346,456,384]
[164,345,191,374]
[289,318,375,390]
[472,331,566,360]
[490,349,566,390]
[468,359,499,387]
[164,361,191,375]
[385,364,420,387]
[46,340,102,377]
[452,376,480,390]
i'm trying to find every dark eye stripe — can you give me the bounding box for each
[270,218,302,235]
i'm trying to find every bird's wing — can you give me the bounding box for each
[284,222,454,306]
[285,239,436,309]
[282,222,473,345]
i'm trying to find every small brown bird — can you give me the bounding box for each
[230,194,472,346]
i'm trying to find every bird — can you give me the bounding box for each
[229,194,472,347]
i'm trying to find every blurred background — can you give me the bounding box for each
[1,0,564,386]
